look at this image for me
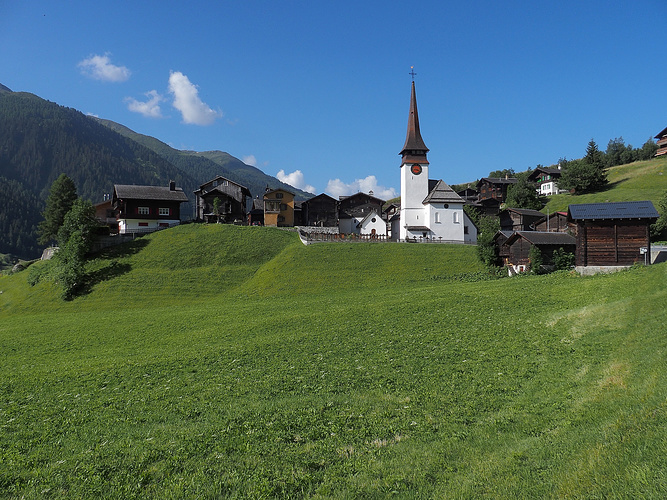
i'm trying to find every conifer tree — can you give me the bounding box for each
[37,174,77,245]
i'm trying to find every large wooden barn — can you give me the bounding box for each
[568,201,659,267]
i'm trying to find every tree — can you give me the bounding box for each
[212,197,221,223]
[505,172,542,210]
[528,245,543,274]
[553,247,575,270]
[57,198,99,252]
[476,215,500,267]
[559,140,608,194]
[487,168,515,179]
[639,138,658,161]
[37,174,77,245]
[651,190,667,240]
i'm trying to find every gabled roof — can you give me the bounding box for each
[113,184,188,202]
[568,201,659,221]
[339,191,386,205]
[502,207,545,217]
[506,231,576,246]
[356,209,383,228]
[527,167,562,181]
[264,187,295,197]
[655,126,667,139]
[423,179,464,204]
[477,177,518,187]
[301,193,337,204]
[195,176,251,197]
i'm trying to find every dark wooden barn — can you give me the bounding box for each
[504,231,576,270]
[300,193,338,226]
[568,201,659,267]
[533,211,569,232]
[499,208,546,231]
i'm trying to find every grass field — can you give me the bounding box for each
[543,156,667,213]
[1,224,666,498]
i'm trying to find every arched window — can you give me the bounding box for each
[453,211,460,223]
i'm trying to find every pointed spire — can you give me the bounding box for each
[400,80,429,164]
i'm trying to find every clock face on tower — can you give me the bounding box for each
[411,164,422,175]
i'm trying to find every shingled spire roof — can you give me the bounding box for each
[400,81,429,165]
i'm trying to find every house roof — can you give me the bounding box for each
[194,176,251,197]
[506,231,576,246]
[527,166,562,181]
[113,184,189,202]
[356,209,382,228]
[503,207,545,217]
[423,179,464,204]
[655,126,667,139]
[264,187,295,198]
[477,177,518,187]
[568,201,659,221]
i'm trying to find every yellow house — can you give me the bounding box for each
[263,188,295,227]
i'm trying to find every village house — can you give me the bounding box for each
[300,193,338,227]
[655,125,667,157]
[476,177,517,204]
[263,188,295,227]
[527,166,563,196]
[111,181,188,235]
[194,176,251,224]
[499,207,546,232]
[338,192,386,234]
[568,201,659,269]
[533,211,569,232]
[504,231,576,272]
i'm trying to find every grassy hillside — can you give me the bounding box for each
[1,226,665,498]
[543,156,667,213]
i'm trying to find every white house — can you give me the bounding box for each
[397,81,476,244]
[356,209,388,237]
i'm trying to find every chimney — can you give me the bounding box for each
[169,180,176,191]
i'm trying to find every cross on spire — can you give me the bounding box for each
[409,66,417,80]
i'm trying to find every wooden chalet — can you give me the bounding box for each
[527,166,563,196]
[300,193,338,227]
[533,211,569,232]
[655,126,667,157]
[499,207,546,231]
[493,230,514,266]
[476,177,517,203]
[456,187,479,203]
[338,192,386,234]
[263,188,295,227]
[504,231,576,270]
[194,176,251,224]
[248,197,264,225]
[112,181,189,235]
[568,201,659,267]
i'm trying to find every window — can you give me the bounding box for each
[138,222,149,227]
[453,211,460,223]
[159,207,170,216]
[276,192,284,199]
[280,203,287,211]
[435,212,440,223]
[138,206,150,215]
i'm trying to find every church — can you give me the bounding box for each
[395,80,477,244]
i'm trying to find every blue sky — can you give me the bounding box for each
[2,0,665,199]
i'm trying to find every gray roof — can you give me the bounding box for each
[568,201,659,221]
[508,231,576,246]
[423,179,464,204]
[114,184,189,202]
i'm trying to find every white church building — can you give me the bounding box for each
[396,81,477,244]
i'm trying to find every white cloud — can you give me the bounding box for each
[125,90,164,118]
[277,169,317,194]
[242,155,257,167]
[168,71,221,126]
[78,53,131,82]
[325,175,397,200]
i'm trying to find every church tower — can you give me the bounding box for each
[399,80,430,241]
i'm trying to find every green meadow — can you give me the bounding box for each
[543,155,667,213]
[1,224,665,498]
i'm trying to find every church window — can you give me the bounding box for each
[453,212,460,223]
[435,212,440,223]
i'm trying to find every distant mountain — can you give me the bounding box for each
[0,89,198,258]
[94,118,313,201]
[0,84,312,260]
